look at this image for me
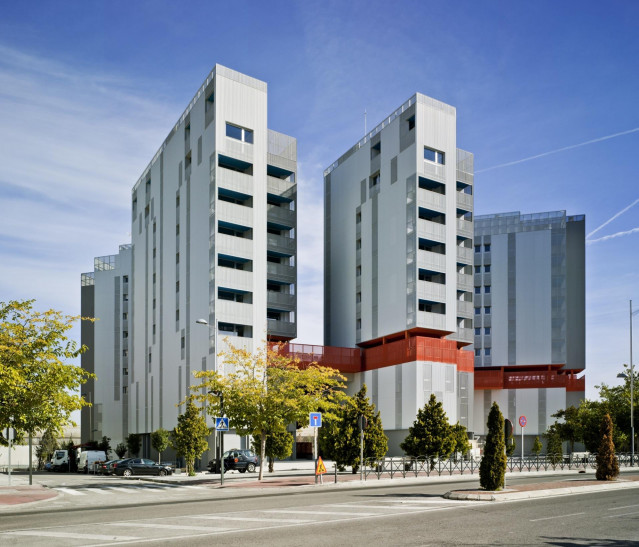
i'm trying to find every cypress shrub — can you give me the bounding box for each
[595,413,619,481]
[479,402,507,491]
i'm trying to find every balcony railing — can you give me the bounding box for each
[267,204,296,228]
[456,218,473,237]
[457,300,473,316]
[417,311,447,330]
[217,233,253,258]
[417,281,446,301]
[267,291,296,309]
[267,233,296,255]
[217,168,253,197]
[267,175,296,197]
[456,192,473,209]
[456,246,473,263]
[267,319,296,339]
[418,219,446,241]
[267,262,296,283]
[417,190,446,211]
[217,200,253,227]
[457,273,473,291]
[418,250,446,271]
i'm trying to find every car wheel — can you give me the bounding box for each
[247,463,256,473]
[123,469,132,477]
[159,469,167,477]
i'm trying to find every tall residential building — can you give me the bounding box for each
[323,93,474,453]
[82,65,297,454]
[472,211,586,451]
[80,244,132,444]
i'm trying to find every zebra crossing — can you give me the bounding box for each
[1,496,476,545]
[53,483,207,497]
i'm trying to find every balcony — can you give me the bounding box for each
[222,137,253,163]
[267,204,296,228]
[267,175,295,197]
[417,311,447,330]
[456,192,473,210]
[267,319,296,339]
[456,218,473,238]
[267,262,296,284]
[217,300,253,325]
[267,233,296,256]
[452,328,474,344]
[217,200,253,227]
[418,219,446,241]
[217,267,253,293]
[218,168,253,197]
[217,233,253,258]
[418,250,446,272]
[456,246,473,263]
[417,190,446,211]
[457,300,473,316]
[267,291,296,310]
[483,294,492,307]
[417,281,446,302]
[457,273,473,291]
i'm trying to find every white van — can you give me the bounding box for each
[78,450,107,473]
[51,450,69,471]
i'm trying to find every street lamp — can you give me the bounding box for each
[617,299,638,467]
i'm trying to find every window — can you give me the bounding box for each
[474,308,481,315]
[485,265,491,273]
[123,275,128,283]
[175,309,180,321]
[475,348,480,357]
[424,146,445,165]
[122,312,128,320]
[226,123,253,143]
[370,141,381,159]
[356,292,361,303]
[153,248,156,258]
[407,115,415,131]
[153,298,156,310]
[148,352,152,363]
[152,324,156,335]
[369,172,380,189]
[474,328,481,336]
[474,245,481,253]
[176,252,180,264]
[356,239,361,250]
[181,336,185,349]
[153,273,156,284]
[123,386,128,395]
[474,287,480,294]
[356,212,361,224]
[153,222,156,233]
[123,367,128,376]
[485,306,491,314]
[484,327,491,335]
[123,293,128,302]
[484,244,491,252]
[474,266,481,274]
[485,285,491,294]
[356,265,361,277]
[176,281,180,293]
[176,195,180,207]
[356,318,361,330]
[123,349,128,357]
[176,224,180,235]
[485,348,491,356]
[123,331,128,338]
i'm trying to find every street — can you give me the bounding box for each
[1,473,638,545]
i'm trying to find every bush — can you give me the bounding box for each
[531,436,543,456]
[595,413,619,481]
[479,402,506,491]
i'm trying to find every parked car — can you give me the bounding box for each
[97,459,123,476]
[114,458,173,477]
[208,449,259,474]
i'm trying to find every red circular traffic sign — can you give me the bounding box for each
[519,416,527,427]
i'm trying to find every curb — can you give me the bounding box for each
[445,479,639,502]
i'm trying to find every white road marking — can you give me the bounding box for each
[605,511,639,518]
[330,504,440,510]
[530,512,585,522]
[5,530,139,540]
[193,515,313,523]
[264,509,377,516]
[106,522,229,532]
[86,488,112,495]
[105,487,139,494]
[385,498,472,504]
[608,504,639,511]
[180,485,206,489]
[54,487,85,496]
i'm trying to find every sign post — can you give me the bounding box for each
[519,415,527,461]
[309,412,322,484]
[215,417,229,485]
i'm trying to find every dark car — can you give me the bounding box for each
[98,459,123,476]
[208,449,259,474]
[114,458,173,477]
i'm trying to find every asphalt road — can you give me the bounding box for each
[1,474,638,545]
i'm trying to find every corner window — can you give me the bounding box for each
[226,123,253,144]
[424,146,445,165]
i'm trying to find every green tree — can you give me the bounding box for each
[126,433,141,457]
[115,442,127,459]
[320,384,388,473]
[151,428,171,464]
[479,402,506,491]
[192,341,347,480]
[545,424,564,464]
[531,436,543,456]
[251,429,294,472]
[97,436,111,456]
[596,413,619,481]
[451,423,471,457]
[36,428,58,469]
[0,300,94,446]
[400,394,456,467]
[551,406,582,455]
[171,400,210,476]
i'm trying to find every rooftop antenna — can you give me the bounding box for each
[364,109,367,137]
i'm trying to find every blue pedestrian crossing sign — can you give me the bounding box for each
[309,412,322,427]
[215,417,229,431]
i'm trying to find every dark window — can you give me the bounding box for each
[226,123,253,143]
[485,348,491,356]
[475,245,481,253]
[485,306,491,314]
[485,265,491,273]
[485,285,491,294]
[474,287,480,294]
[484,244,491,252]
[475,349,480,356]
[485,327,491,335]
[424,146,445,165]
[474,308,481,315]
[407,115,415,131]
[474,328,481,335]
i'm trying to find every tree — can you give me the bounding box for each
[479,402,506,491]
[0,300,94,446]
[36,428,58,469]
[171,400,210,476]
[126,433,141,457]
[401,394,456,467]
[319,384,388,472]
[97,436,111,456]
[251,429,294,472]
[596,413,619,481]
[532,436,543,456]
[115,442,127,459]
[192,341,347,480]
[545,424,563,465]
[551,406,582,455]
[451,423,471,457]
[151,428,171,464]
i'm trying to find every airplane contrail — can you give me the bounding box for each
[587,196,639,239]
[476,127,639,174]
[587,226,639,245]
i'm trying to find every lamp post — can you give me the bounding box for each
[618,300,637,466]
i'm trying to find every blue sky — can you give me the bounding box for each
[1,1,638,400]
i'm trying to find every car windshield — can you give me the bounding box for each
[55,451,66,458]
